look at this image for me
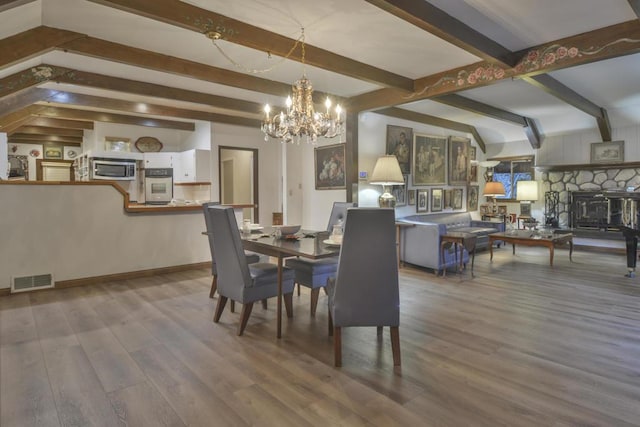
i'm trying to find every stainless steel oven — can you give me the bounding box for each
[90,158,137,181]
[145,168,173,205]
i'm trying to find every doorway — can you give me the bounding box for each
[219,146,258,222]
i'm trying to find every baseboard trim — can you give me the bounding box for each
[0,262,210,296]
[573,244,626,254]
[55,262,210,289]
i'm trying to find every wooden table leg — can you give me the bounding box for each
[441,242,447,277]
[512,243,516,255]
[549,244,555,266]
[569,238,573,261]
[458,243,464,273]
[276,256,283,339]
[489,238,494,261]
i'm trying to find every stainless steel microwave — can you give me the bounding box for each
[90,158,137,181]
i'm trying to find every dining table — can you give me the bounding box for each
[240,228,341,338]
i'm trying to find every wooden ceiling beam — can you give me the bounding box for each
[0,64,75,99]
[0,26,85,70]
[8,134,83,145]
[13,126,84,137]
[364,0,516,67]
[0,105,44,130]
[434,94,542,148]
[0,0,37,13]
[375,107,486,152]
[0,88,58,118]
[55,70,265,113]
[85,0,413,91]
[27,117,94,130]
[42,91,262,128]
[348,20,640,111]
[522,74,612,141]
[33,106,195,131]
[58,35,337,104]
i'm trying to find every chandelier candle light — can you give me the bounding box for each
[261,29,344,144]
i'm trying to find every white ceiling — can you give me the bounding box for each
[2,0,640,146]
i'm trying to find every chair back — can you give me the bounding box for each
[207,205,252,301]
[326,202,356,232]
[332,208,399,327]
[202,201,221,275]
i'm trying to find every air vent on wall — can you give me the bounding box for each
[11,274,54,293]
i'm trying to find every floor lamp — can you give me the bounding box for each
[370,155,404,208]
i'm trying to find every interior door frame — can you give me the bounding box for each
[218,146,259,221]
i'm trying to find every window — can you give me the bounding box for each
[491,156,534,201]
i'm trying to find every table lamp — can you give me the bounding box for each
[482,181,506,213]
[370,155,404,208]
[516,180,539,216]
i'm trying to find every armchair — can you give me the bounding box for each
[327,208,401,367]
[207,206,295,335]
[285,202,354,315]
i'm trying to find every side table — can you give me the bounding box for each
[440,232,477,277]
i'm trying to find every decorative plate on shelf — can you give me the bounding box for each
[135,136,163,152]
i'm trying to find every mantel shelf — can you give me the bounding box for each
[536,162,640,172]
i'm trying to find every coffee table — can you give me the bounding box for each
[489,230,573,266]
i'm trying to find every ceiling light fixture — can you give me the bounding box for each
[261,28,344,144]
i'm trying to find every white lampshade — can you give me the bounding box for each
[370,155,404,185]
[516,180,539,201]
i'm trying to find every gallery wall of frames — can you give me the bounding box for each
[385,124,479,214]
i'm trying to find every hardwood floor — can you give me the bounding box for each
[2,246,640,426]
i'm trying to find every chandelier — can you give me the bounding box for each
[261,29,344,144]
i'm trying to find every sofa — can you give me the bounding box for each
[398,212,504,273]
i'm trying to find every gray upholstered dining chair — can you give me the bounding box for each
[285,202,354,315]
[203,202,260,299]
[326,208,401,367]
[207,205,295,336]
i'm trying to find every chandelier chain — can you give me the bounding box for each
[210,28,305,75]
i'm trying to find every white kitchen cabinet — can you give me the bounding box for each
[143,152,174,169]
[174,149,211,183]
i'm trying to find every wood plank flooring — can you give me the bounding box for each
[2,246,640,426]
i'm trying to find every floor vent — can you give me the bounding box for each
[11,274,54,293]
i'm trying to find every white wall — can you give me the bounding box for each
[211,123,283,227]
[85,122,194,153]
[0,184,209,289]
[182,120,211,150]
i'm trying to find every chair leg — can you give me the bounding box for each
[213,296,228,323]
[334,326,342,367]
[230,300,235,313]
[328,311,333,336]
[261,299,268,310]
[297,282,301,296]
[377,326,383,338]
[209,275,217,299]
[390,326,401,366]
[310,288,321,316]
[284,292,294,318]
[237,302,254,336]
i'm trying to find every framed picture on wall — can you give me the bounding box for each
[452,188,463,210]
[43,146,63,159]
[413,134,447,185]
[386,125,412,174]
[468,185,479,211]
[393,175,408,207]
[469,146,477,161]
[448,136,470,185]
[416,189,428,213]
[408,189,416,205]
[314,143,346,190]
[590,140,624,164]
[469,164,478,183]
[431,188,443,212]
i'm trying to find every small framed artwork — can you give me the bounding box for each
[590,140,624,164]
[444,189,452,209]
[314,143,346,190]
[452,188,463,210]
[520,203,532,217]
[480,204,490,215]
[448,136,470,185]
[63,146,79,160]
[105,137,131,152]
[393,175,408,207]
[413,133,447,185]
[43,146,63,159]
[431,188,443,212]
[408,189,416,205]
[417,189,429,213]
[468,185,479,211]
[497,205,508,216]
[469,164,478,183]
[469,146,477,161]
[386,125,412,174]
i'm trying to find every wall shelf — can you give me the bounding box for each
[536,162,640,172]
